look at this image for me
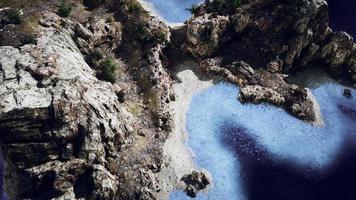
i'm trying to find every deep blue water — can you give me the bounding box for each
[146,0,203,23]
[170,82,355,200]
[327,0,356,38]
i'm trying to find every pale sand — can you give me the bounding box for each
[306,89,325,127]
[156,61,214,199]
[155,62,325,199]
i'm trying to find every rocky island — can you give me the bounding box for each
[0,0,355,199]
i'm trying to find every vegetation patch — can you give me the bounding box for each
[127,0,146,14]
[22,34,37,45]
[186,4,200,15]
[6,9,22,24]
[83,0,105,9]
[58,0,72,17]
[97,57,118,83]
[85,49,103,68]
[0,0,8,7]
[128,103,143,117]
[207,0,247,14]
[135,23,168,47]
[20,14,40,33]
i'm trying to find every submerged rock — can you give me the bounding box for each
[199,57,317,122]
[240,85,285,105]
[181,170,211,198]
[343,88,352,99]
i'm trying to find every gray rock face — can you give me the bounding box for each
[200,57,317,121]
[0,12,133,199]
[183,0,356,83]
[91,164,119,199]
[62,16,122,55]
[178,0,356,123]
[240,85,285,105]
[319,32,356,80]
[183,14,230,57]
[181,170,211,198]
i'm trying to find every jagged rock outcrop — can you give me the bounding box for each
[116,0,174,132]
[61,15,122,55]
[0,11,164,199]
[183,0,356,82]
[2,0,354,199]
[176,0,356,122]
[181,170,211,198]
[183,13,230,57]
[200,57,317,121]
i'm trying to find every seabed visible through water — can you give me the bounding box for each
[170,79,355,200]
[141,1,356,199]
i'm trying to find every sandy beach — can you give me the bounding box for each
[156,61,214,199]
[306,89,325,127]
[155,61,326,199]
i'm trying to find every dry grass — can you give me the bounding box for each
[20,14,40,34]
[127,102,143,117]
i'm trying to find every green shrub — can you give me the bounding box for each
[208,0,224,12]
[6,9,22,24]
[229,0,242,8]
[22,34,37,45]
[208,0,246,13]
[97,58,117,83]
[136,24,168,46]
[58,0,72,17]
[86,49,103,68]
[152,29,168,45]
[83,0,105,9]
[127,0,145,13]
[186,4,199,15]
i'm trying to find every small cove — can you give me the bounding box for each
[170,77,355,200]
[138,0,356,199]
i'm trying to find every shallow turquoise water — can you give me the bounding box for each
[170,82,355,200]
[147,0,203,23]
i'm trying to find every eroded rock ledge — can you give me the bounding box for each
[1,0,355,199]
[0,4,172,199]
[179,0,356,122]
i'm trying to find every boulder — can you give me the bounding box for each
[183,14,230,57]
[181,170,211,198]
[0,13,132,199]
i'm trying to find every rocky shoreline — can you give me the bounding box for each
[177,0,355,122]
[0,0,354,199]
[156,60,215,199]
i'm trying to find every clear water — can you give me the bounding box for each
[146,0,203,23]
[170,81,355,200]
[152,0,356,198]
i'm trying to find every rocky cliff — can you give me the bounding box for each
[0,1,173,199]
[0,0,355,199]
[180,0,355,121]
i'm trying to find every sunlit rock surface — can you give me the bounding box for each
[170,80,355,200]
